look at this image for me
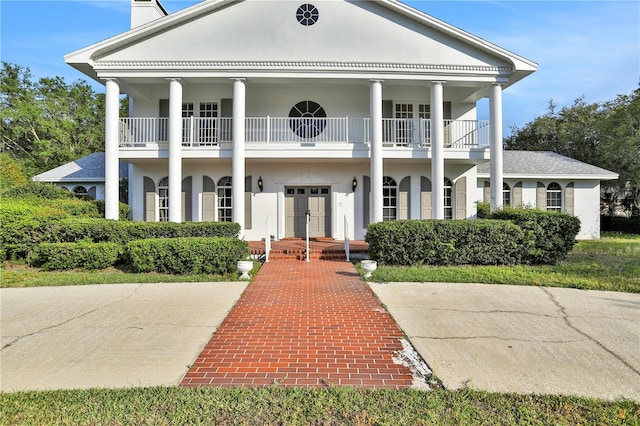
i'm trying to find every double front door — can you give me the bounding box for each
[285,186,331,238]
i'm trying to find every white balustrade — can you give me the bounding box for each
[118,117,489,148]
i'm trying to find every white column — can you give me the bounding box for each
[232,78,246,236]
[104,79,120,220]
[370,80,384,224]
[490,83,504,211]
[168,78,183,223]
[431,81,445,219]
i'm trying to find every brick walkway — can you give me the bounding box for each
[180,260,414,389]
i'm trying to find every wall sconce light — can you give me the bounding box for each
[352,176,358,192]
[257,176,264,192]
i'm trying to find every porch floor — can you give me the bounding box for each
[180,259,413,389]
[248,238,369,261]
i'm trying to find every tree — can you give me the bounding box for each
[0,62,125,177]
[505,89,640,216]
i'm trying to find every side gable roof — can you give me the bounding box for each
[32,153,128,183]
[66,0,536,86]
[477,151,619,180]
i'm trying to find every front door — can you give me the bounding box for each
[285,186,331,238]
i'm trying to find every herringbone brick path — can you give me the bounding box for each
[180,260,413,389]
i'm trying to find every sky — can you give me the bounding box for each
[1,0,638,135]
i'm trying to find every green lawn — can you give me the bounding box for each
[367,233,640,293]
[1,386,638,425]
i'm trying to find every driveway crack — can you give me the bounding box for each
[1,284,144,351]
[540,287,640,377]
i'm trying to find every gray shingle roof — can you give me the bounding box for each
[477,151,618,179]
[32,153,128,183]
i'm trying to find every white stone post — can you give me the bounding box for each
[104,79,120,220]
[232,78,246,237]
[370,80,384,224]
[168,78,183,223]
[431,81,445,219]
[490,83,504,211]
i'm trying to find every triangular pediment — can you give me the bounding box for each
[67,0,536,83]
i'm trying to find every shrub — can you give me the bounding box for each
[95,200,132,221]
[366,220,525,266]
[126,237,248,275]
[601,216,640,234]
[476,201,490,219]
[490,208,581,264]
[3,181,74,200]
[28,241,122,271]
[0,213,241,260]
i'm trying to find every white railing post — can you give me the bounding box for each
[345,116,349,144]
[265,216,271,263]
[306,210,310,262]
[344,215,350,262]
[189,116,195,146]
[266,116,271,144]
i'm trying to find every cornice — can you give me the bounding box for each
[94,60,512,74]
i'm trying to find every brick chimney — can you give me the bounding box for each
[131,0,168,29]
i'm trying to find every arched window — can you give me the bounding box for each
[73,186,88,197]
[217,176,233,222]
[444,178,453,219]
[547,182,562,212]
[382,176,397,221]
[503,182,511,208]
[158,177,169,222]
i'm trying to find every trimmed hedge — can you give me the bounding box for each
[365,209,581,266]
[366,220,526,266]
[601,216,640,234]
[490,209,581,264]
[126,237,249,275]
[1,216,240,260]
[28,241,122,271]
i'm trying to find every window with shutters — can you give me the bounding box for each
[546,182,562,212]
[383,176,397,221]
[217,176,233,222]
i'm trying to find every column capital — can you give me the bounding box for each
[231,77,247,82]
[165,77,182,82]
[431,80,447,85]
[369,79,385,84]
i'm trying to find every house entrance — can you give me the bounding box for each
[285,186,331,238]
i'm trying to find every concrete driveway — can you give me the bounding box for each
[1,282,247,391]
[370,282,640,401]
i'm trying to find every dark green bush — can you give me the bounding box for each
[28,241,122,271]
[490,209,581,264]
[476,201,490,219]
[601,216,640,234]
[2,181,75,199]
[1,214,241,260]
[366,220,526,266]
[95,200,132,221]
[126,237,248,275]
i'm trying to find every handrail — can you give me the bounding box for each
[344,215,350,262]
[305,210,310,262]
[118,117,490,148]
[264,216,271,263]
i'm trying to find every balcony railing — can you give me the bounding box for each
[119,117,490,149]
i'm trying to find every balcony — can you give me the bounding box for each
[119,117,489,149]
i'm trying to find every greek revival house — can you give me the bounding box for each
[66,0,545,241]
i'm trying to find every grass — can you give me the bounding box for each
[0,262,261,288]
[1,386,638,425]
[366,233,640,293]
